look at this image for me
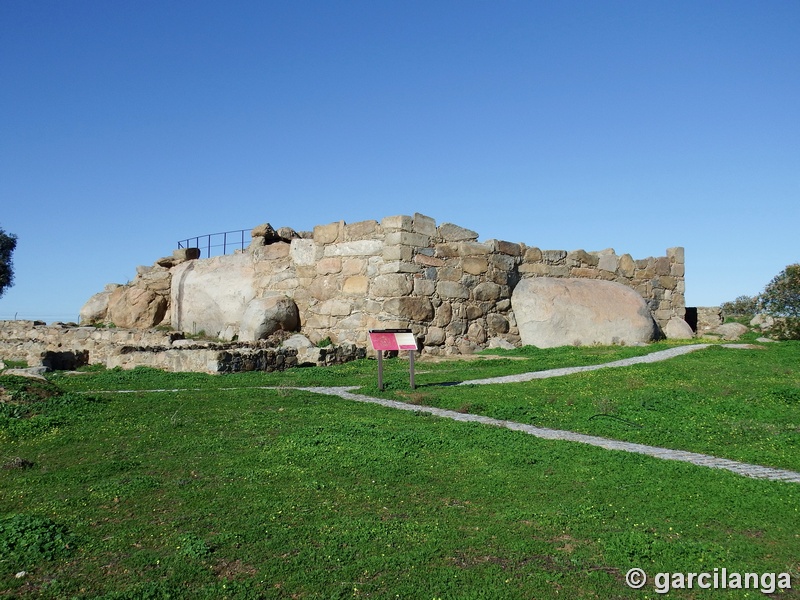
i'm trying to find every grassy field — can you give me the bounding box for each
[1,340,798,598]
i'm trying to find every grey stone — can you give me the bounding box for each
[238,295,299,341]
[715,322,748,340]
[438,223,479,242]
[512,277,657,348]
[664,316,694,339]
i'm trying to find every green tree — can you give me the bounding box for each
[0,226,17,298]
[759,263,800,340]
[720,294,759,318]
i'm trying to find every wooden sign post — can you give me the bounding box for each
[368,329,419,391]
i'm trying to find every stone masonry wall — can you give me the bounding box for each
[241,213,685,355]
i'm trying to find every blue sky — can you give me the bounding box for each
[1,0,798,322]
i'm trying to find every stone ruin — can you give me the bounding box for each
[0,213,700,373]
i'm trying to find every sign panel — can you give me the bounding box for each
[369,330,418,351]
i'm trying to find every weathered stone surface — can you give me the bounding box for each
[342,276,369,295]
[170,253,257,338]
[438,223,478,242]
[486,313,510,334]
[239,296,299,341]
[750,314,775,329]
[173,248,201,261]
[437,281,470,299]
[512,278,657,348]
[313,221,343,244]
[715,322,748,340]
[80,291,111,324]
[473,282,502,302]
[371,274,413,297]
[462,257,488,275]
[108,287,168,329]
[289,239,319,266]
[664,317,694,339]
[383,297,434,321]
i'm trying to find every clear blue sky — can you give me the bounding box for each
[1,0,798,322]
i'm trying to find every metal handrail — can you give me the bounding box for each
[177,229,252,259]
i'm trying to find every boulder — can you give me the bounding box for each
[79,290,111,324]
[107,287,168,329]
[170,253,257,339]
[238,296,299,341]
[750,314,775,329]
[511,277,657,348]
[664,316,694,339]
[715,322,748,340]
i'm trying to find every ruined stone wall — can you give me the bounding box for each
[80,213,686,356]
[238,213,685,354]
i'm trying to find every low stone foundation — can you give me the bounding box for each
[0,321,364,374]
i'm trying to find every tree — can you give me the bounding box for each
[0,226,17,298]
[760,263,800,340]
[720,294,759,318]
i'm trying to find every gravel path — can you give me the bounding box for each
[296,344,800,483]
[86,343,800,483]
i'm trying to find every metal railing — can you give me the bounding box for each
[177,229,252,259]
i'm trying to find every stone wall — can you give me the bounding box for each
[80,212,686,356]
[0,321,364,373]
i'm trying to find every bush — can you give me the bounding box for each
[759,264,800,340]
[720,294,759,318]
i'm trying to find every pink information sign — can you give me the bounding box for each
[368,330,418,351]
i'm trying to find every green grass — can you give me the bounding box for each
[1,341,799,598]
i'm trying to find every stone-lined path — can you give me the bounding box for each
[87,344,800,483]
[294,344,800,483]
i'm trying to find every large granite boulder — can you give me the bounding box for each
[511,277,657,348]
[107,286,168,329]
[79,290,112,324]
[238,295,299,341]
[170,253,257,339]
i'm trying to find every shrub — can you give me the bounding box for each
[759,264,800,340]
[720,294,759,318]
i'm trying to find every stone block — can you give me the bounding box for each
[383,297,434,321]
[385,231,431,248]
[467,322,487,344]
[659,276,677,290]
[413,253,446,267]
[438,222,479,242]
[344,220,381,240]
[341,258,365,276]
[371,273,413,297]
[316,257,342,275]
[462,257,488,275]
[618,254,636,277]
[436,281,470,299]
[258,242,291,260]
[425,327,446,346]
[459,241,491,256]
[413,213,437,236]
[308,276,340,301]
[473,282,502,302]
[518,263,552,276]
[324,239,383,257]
[667,246,685,263]
[342,276,369,295]
[542,250,567,265]
[173,247,201,261]
[290,239,319,266]
[439,266,463,281]
[434,243,460,258]
[383,244,414,262]
[671,262,685,277]
[490,240,522,256]
[524,247,542,262]
[489,253,516,272]
[433,302,452,327]
[313,221,343,244]
[381,215,414,231]
[654,256,671,276]
[598,253,618,272]
[570,267,598,278]
[413,278,436,296]
[486,313,510,334]
[379,261,420,274]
